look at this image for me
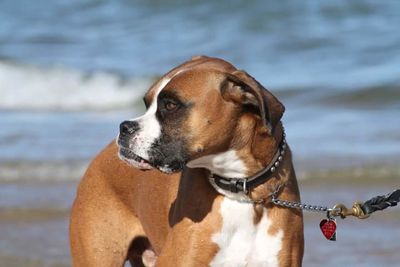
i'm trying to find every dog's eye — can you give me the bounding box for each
[165,101,178,111]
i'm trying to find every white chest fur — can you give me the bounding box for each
[210,198,283,267]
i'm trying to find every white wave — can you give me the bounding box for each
[0,61,154,111]
[0,161,88,182]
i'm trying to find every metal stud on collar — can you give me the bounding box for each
[271,135,286,174]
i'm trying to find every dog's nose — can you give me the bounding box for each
[120,120,140,136]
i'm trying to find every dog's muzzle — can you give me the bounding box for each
[117,120,153,170]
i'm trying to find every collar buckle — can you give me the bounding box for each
[228,178,248,194]
[229,179,240,193]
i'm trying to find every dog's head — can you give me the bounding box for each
[117,56,284,174]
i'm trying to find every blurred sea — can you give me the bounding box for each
[0,1,400,266]
[1,0,400,181]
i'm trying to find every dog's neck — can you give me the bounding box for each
[186,149,250,179]
[187,123,288,202]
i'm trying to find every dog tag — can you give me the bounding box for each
[319,218,337,241]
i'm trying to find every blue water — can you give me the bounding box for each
[1,1,400,88]
[0,0,399,179]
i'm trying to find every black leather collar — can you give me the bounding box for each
[210,131,286,194]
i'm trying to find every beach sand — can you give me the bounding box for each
[0,171,399,267]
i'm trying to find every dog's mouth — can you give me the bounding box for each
[118,147,153,170]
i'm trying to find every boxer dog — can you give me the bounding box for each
[70,56,304,267]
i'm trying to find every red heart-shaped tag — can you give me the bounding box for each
[320,219,337,240]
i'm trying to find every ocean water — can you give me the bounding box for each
[1,0,399,181]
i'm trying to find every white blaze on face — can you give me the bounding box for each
[210,198,283,267]
[125,70,183,161]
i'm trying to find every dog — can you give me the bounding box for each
[70,56,304,267]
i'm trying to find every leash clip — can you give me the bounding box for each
[329,203,370,219]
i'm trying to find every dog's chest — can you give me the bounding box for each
[210,198,283,267]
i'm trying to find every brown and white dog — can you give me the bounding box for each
[70,56,304,267]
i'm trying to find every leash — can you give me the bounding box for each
[271,185,400,241]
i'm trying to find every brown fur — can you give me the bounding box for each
[70,56,304,266]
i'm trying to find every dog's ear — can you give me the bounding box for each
[221,70,285,134]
